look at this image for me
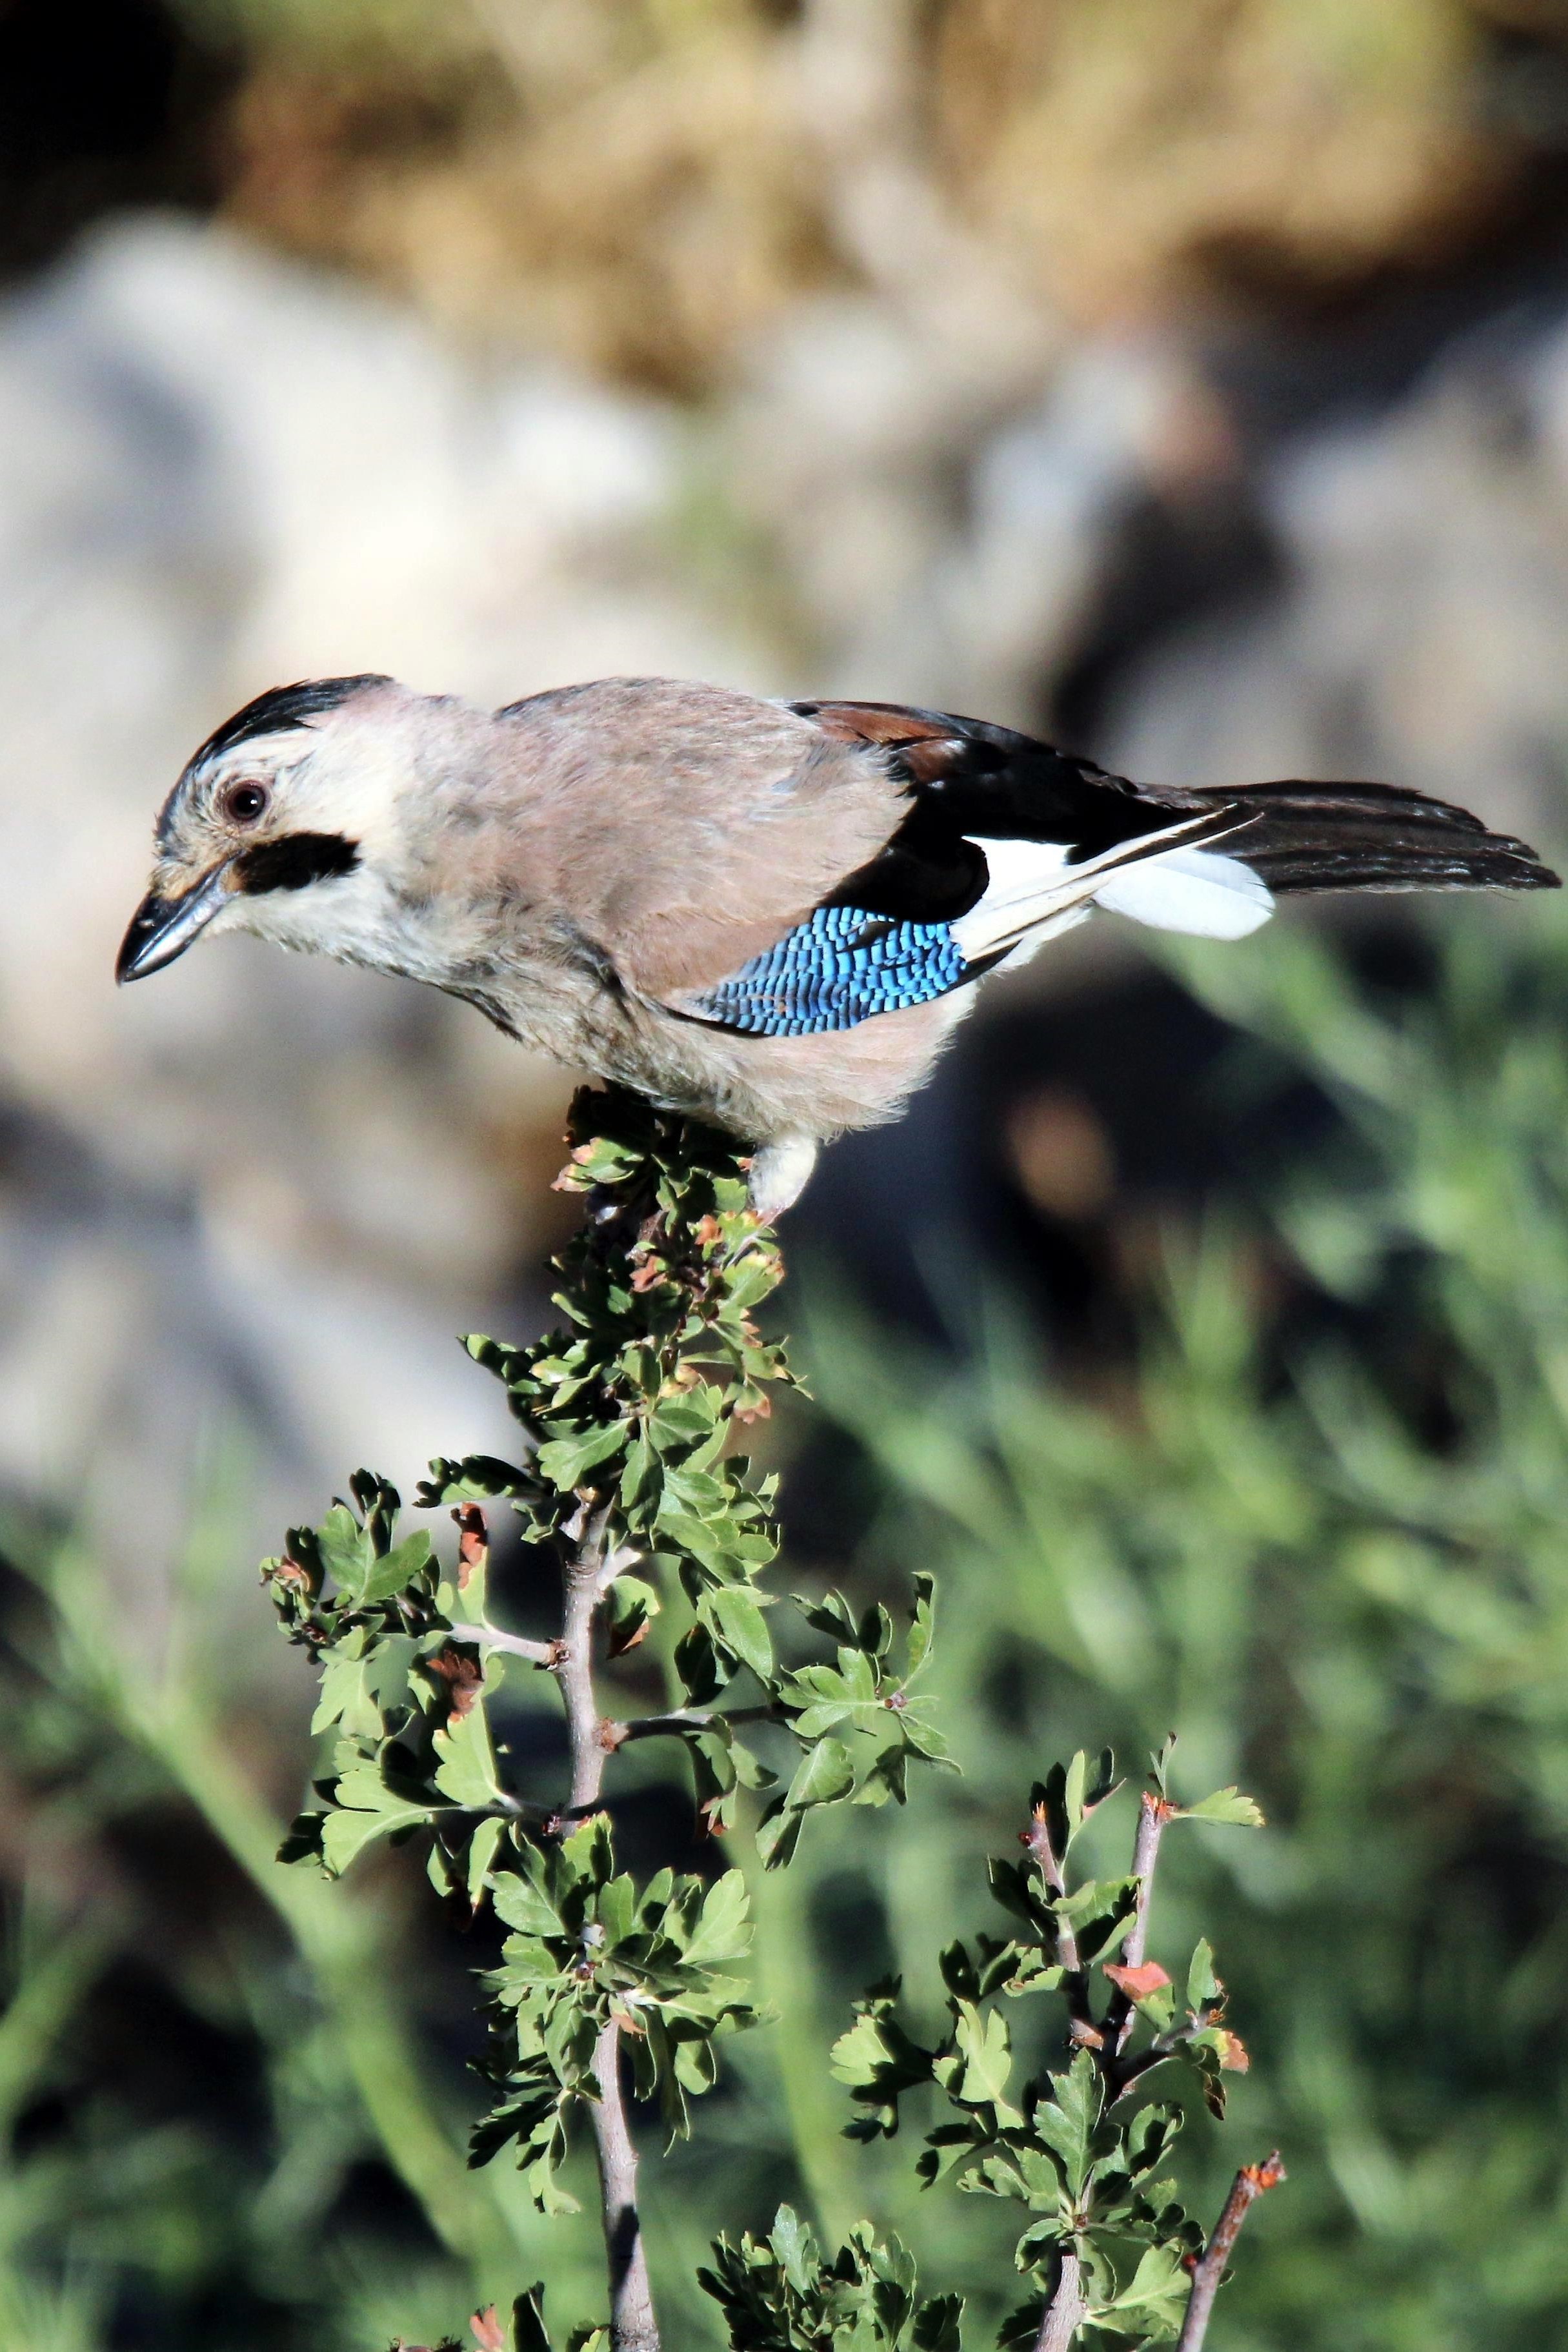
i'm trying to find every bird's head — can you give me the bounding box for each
[117,674,447,984]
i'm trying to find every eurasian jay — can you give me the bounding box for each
[117,674,1558,1214]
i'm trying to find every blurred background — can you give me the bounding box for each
[7,1,1568,2345]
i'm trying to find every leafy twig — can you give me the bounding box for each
[256,1084,957,2352]
[833,1741,1269,2349]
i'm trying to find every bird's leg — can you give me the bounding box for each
[747,1135,818,1222]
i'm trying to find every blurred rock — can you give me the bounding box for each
[1101,321,1568,849]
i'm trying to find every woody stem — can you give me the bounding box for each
[1034,2249,1087,2352]
[1174,2155,1286,2352]
[556,1519,660,2352]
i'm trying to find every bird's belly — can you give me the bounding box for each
[605,991,974,1143]
[468,938,972,1141]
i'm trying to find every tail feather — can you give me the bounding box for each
[1187,780,1559,895]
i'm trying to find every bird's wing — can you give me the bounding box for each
[792,700,1558,895]
[661,698,1556,1040]
[659,702,1254,1038]
[491,680,907,1003]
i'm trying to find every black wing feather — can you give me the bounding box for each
[789,700,1558,906]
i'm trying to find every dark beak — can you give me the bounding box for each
[116,861,235,984]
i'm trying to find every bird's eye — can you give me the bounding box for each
[222,780,270,824]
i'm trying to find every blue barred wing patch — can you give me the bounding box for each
[688,905,969,1036]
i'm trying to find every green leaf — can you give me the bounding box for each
[854,1745,909,1807]
[1061,1747,1121,1850]
[951,2001,1012,2107]
[535,1421,627,1492]
[359,1528,434,1604]
[792,1590,860,1645]
[707,1585,773,1680]
[913,2294,964,2350]
[681,1870,752,1967]
[1054,1874,1139,1963]
[989,1858,1051,1932]
[466,1815,507,1909]
[675,1622,723,1707]
[310,1652,383,1739]
[512,2283,553,2352]
[495,1864,565,1938]
[898,1715,954,1765]
[831,2012,896,2092]
[1186,1936,1221,2013]
[320,1787,433,1876]
[596,1872,636,1949]
[905,1571,937,1681]
[754,1801,803,1870]
[1093,2241,1192,2335]
[769,2204,818,2296]
[315,1503,372,1596]
[1032,2051,1101,2200]
[433,1696,503,1809]
[561,1812,614,1890]
[784,1737,856,1811]
[1181,1785,1265,1827]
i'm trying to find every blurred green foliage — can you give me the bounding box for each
[5,893,1568,2346]
[800,893,1568,2351]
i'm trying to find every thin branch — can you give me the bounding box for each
[1023,1809,1092,2029]
[616,1703,783,1742]
[447,1623,561,1667]
[1122,1792,1170,1971]
[1034,2249,1087,2352]
[590,2018,659,2352]
[1105,1791,1176,2068]
[557,1517,616,1818]
[554,1506,661,2352]
[1174,2154,1286,2352]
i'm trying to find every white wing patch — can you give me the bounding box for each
[1095,846,1274,938]
[951,812,1272,962]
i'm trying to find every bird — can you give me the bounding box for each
[117,673,1558,1217]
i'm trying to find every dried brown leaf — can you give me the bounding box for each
[426,1644,483,1719]
[1104,1960,1171,2000]
[452,1503,488,1588]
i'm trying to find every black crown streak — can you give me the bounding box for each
[232,833,361,895]
[192,675,391,768]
